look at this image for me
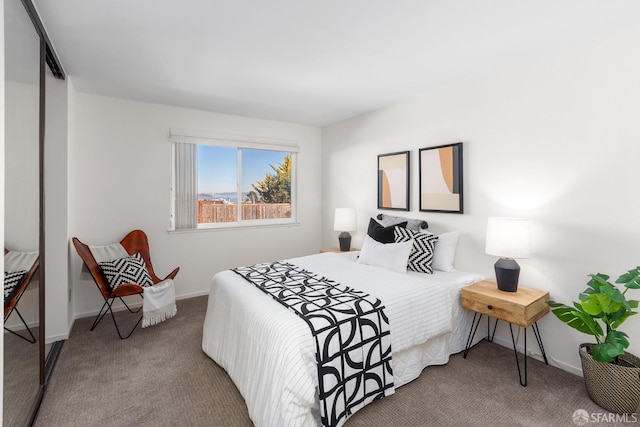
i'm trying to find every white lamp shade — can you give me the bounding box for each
[485,217,530,259]
[333,208,357,232]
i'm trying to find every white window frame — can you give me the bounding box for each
[170,128,299,231]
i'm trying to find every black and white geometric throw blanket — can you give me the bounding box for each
[233,261,394,427]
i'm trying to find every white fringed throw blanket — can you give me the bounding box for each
[89,243,177,328]
[142,279,177,328]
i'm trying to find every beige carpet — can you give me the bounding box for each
[4,326,40,427]
[34,296,634,426]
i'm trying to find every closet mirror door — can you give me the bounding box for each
[4,0,43,425]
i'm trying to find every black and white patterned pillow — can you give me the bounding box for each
[393,227,439,273]
[98,252,153,291]
[5,270,27,300]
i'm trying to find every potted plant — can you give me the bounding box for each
[548,266,640,414]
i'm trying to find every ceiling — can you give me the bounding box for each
[32,0,640,127]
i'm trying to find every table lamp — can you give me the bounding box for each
[333,208,357,251]
[485,217,530,292]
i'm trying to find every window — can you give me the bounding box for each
[171,129,298,230]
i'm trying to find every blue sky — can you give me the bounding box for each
[197,146,288,194]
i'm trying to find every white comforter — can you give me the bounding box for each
[202,252,481,427]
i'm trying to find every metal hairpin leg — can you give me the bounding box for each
[532,322,549,364]
[90,295,144,339]
[465,316,548,387]
[463,313,498,358]
[509,322,549,387]
[4,307,37,343]
[487,315,498,342]
[463,313,482,358]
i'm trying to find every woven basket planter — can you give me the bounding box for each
[579,343,640,414]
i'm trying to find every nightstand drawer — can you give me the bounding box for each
[460,280,549,327]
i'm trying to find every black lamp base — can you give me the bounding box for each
[495,258,520,292]
[338,232,352,251]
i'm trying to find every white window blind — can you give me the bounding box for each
[174,142,197,230]
[170,128,299,230]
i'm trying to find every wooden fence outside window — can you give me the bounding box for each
[198,200,291,223]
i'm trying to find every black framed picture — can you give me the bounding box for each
[419,142,463,214]
[378,151,410,211]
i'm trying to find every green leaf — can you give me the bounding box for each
[580,296,603,316]
[590,273,610,288]
[596,293,623,314]
[573,301,586,312]
[550,306,603,338]
[591,331,629,363]
[586,277,601,292]
[580,287,624,316]
[610,311,637,330]
[617,267,640,289]
[571,309,604,338]
[606,330,629,348]
[578,292,590,302]
[601,283,626,305]
[547,300,567,308]
[579,286,601,299]
[591,342,624,363]
[629,300,639,309]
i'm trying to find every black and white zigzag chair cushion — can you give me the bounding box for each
[98,252,153,291]
[4,270,27,300]
[393,227,439,273]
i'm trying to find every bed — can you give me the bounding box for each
[202,250,484,427]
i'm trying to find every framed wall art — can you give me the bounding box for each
[378,151,410,211]
[419,142,463,214]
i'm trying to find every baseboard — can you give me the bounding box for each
[4,318,39,332]
[74,300,143,320]
[73,290,210,321]
[4,317,70,344]
[491,335,583,377]
[176,289,210,300]
[45,332,70,343]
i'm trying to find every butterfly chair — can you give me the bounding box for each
[4,249,40,343]
[72,230,180,339]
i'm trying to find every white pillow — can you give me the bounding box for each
[357,235,413,273]
[430,231,459,272]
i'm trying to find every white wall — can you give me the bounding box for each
[4,81,39,251]
[322,21,640,375]
[69,93,322,318]
[4,80,39,329]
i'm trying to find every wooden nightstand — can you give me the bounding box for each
[460,279,549,386]
[319,248,359,253]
